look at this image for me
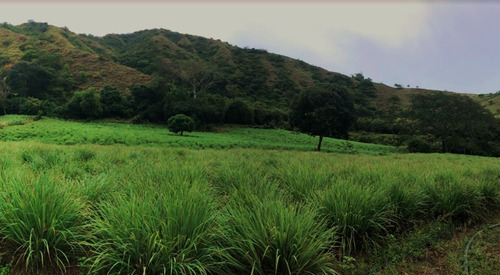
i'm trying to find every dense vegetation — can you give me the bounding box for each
[0,116,499,274]
[1,21,499,156]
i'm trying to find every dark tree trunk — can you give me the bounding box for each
[316,135,324,151]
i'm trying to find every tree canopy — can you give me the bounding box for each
[409,92,500,155]
[167,114,195,136]
[290,84,355,151]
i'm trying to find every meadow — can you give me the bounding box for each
[0,115,499,274]
[0,115,398,154]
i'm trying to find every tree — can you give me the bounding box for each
[5,62,53,98]
[167,114,195,136]
[408,92,499,155]
[290,84,355,151]
[0,77,7,115]
[100,85,125,118]
[225,98,253,125]
[66,89,102,119]
[183,60,214,99]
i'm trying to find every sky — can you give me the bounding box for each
[1,0,500,94]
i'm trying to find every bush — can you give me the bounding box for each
[167,114,195,135]
[66,89,102,119]
[407,137,439,153]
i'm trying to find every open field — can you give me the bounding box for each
[0,115,399,154]
[0,115,499,274]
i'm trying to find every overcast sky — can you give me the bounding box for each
[2,0,499,94]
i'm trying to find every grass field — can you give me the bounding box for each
[0,115,499,274]
[0,115,399,154]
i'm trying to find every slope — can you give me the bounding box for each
[0,22,153,92]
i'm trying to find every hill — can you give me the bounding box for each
[0,21,499,156]
[0,22,153,91]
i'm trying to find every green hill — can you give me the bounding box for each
[0,21,499,156]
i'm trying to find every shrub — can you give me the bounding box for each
[167,114,195,136]
[225,99,253,125]
[407,137,439,153]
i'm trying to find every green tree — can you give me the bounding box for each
[5,62,53,98]
[290,84,355,151]
[100,85,125,118]
[131,78,169,122]
[225,98,253,125]
[66,89,102,119]
[167,114,195,136]
[0,77,7,115]
[409,92,499,155]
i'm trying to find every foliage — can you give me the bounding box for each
[167,114,195,135]
[317,182,395,254]
[86,180,219,274]
[0,129,498,273]
[290,83,355,151]
[0,115,398,154]
[5,61,53,98]
[408,92,500,156]
[0,173,87,273]
[66,89,102,119]
[225,98,254,125]
[220,189,337,274]
[99,85,128,118]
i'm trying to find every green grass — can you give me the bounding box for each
[0,115,499,273]
[0,115,398,154]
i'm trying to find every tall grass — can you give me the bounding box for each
[423,172,489,223]
[86,180,219,274]
[0,137,498,273]
[220,183,337,275]
[316,182,396,255]
[0,173,88,273]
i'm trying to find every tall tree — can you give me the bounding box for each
[183,60,214,99]
[290,84,355,151]
[5,62,53,98]
[0,77,7,115]
[409,92,498,154]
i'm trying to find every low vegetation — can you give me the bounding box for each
[1,22,499,157]
[0,116,498,273]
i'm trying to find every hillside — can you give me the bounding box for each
[0,22,153,91]
[2,21,499,115]
[0,21,499,156]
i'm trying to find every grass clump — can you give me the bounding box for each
[0,174,88,273]
[423,172,485,223]
[317,182,395,255]
[86,180,219,274]
[220,184,337,274]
